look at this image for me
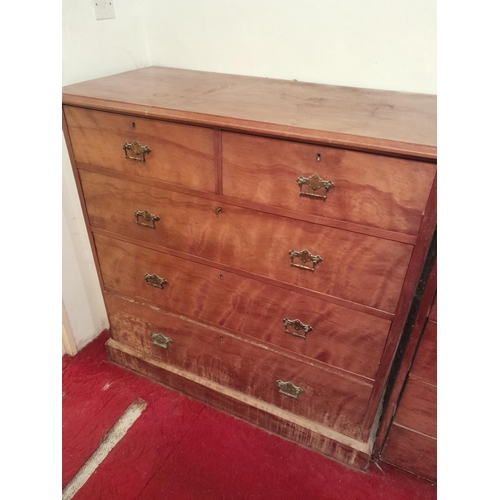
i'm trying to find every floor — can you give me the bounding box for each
[62,331,437,500]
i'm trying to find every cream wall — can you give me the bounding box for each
[62,0,436,351]
[143,0,436,94]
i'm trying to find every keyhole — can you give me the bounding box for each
[132,122,136,129]
[214,207,222,216]
[219,274,223,280]
[316,153,321,162]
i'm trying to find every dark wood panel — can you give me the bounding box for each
[64,106,215,192]
[95,235,391,379]
[411,321,437,385]
[372,258,437,455]
[103,298,372,439]
[62,67,437,159]
[394,379,436,438]
[382,424,436,481]
[222,132,435,235]
[82,171,413,313]
[106,338,371,470]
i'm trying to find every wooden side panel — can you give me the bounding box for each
[429,296,437,323]
[103,293,372,439]
[394,379,436,438]
[222,132,436,235]
[64,106,215,192]
[82,171,413,313]
[382,424,436,481]
[411,321,437,385]
[106,338,371,471]
[95,235,390,379]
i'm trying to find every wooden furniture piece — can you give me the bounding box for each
[376,253,437,481]
[62,67,436,470]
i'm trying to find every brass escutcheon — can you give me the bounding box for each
[144,273,168,289]
[296,174,335,200]
[134,209,160,229]
[283,318,313,339]
[151,332,172,349]
[123,140,151,161]
[289,249,322,272]
[276,380,303,399]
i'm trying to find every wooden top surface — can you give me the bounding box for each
[62,66,437,160]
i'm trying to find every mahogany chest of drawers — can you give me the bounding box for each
[62,67,436,470]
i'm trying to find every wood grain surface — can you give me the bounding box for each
[95,235,391,379]
[62,67,436,159]
[106,338,372,469]
[222,132,436,235]
[394,378,436,438]
[82,171,413,313]
[104,294,372,440]
[410,321,437,386]
[360,179,436,440]
[429,295,437,323]
[382,424,436,482]
[373,258,437,456]
[64,106,215,192]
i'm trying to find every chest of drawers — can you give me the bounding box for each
[62,67,436,470]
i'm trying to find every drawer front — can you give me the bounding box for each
[103,291,372,439]
[64,106,215,192]
[222,132,436,235]
[94,234,391,379]
[394,378,436,438]
[83,171,412,313]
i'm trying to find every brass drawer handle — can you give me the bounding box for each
[289,249,322,272]
[283,318,312,339]
[296,174,335,200]
[276,380,303,399]
[151,332,172,349]
[144,273,168,289]
[123,140,151,161]
[134,209,160,229]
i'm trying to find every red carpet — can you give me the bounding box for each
[63,331,437,499]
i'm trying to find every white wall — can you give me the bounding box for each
[62,0,436,351]
[62,0,151,350]
[143,0,436,94]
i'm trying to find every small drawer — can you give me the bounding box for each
[94,234,392,379]
[104,291,373,440]
[64,106,215,192]
[222,132,436,235]
[83,171,412,313]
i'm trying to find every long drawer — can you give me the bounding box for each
[94,234,391,379]
[222,132,436,235]
[64,106,215,192]
[83,171,413,313]
[103,291,373,439]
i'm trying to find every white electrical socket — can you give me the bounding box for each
[92,0,115,20]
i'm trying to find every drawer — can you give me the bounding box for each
[64,106,215,192]
[103,291,373,439]
[222,132,436,235]
[83,171,413,313]
[382,424,436,482]
[394,378,436,438]
[94,234,391,379]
